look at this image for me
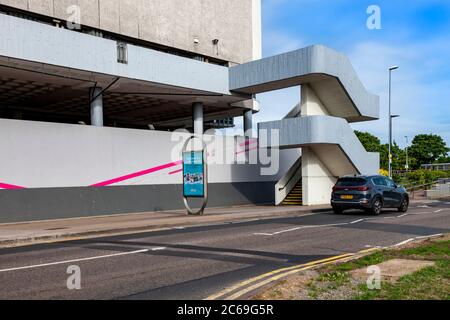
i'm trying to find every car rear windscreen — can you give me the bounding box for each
[336,178,367,187]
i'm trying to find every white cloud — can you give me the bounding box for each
[348,40,450,147]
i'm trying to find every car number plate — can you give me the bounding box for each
[341,195,354,200]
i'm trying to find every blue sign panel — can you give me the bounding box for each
[183,151,205,198]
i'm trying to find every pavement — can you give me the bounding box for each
[0,200,448,300]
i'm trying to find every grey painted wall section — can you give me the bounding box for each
[229,45,380,122]
[258,116,380,176]
[0,181,275,223]
[0,0,261,64]
[0,14,231,95]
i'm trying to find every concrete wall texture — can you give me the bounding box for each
[0,12,231,95]
[0,0,261,64]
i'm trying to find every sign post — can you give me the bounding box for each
[182,136,208,215]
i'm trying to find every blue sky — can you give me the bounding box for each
[253,0,450,149]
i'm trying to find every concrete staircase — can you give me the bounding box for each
[281,180,303,206]
[232,45,380,206]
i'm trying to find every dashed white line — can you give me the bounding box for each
[253,207,449,237]
[0,248,151,273]
[151,247,167,251]
[254,222,350,236]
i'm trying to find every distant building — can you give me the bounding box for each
[422,163,450,171]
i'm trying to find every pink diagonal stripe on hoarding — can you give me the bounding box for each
[0,182,25,190]
[235,146,258,155]
[239,139,258,147]
[169,168,183,175]
[91,160,183,187]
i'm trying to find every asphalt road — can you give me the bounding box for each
[0,201,449,300]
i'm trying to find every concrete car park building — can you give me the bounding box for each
[0,0,379,223]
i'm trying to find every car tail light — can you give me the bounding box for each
[333,186,370,191]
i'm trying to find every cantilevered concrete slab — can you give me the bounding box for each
[259,115,380,176]
[0,14,233,97]
[230,45,380,122]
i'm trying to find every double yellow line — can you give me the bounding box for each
[205,248,378,300]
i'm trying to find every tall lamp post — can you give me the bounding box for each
[405,136,409,171]
[388,66,399,178]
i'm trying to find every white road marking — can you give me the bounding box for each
[393,238,415,247]
[0,249,150,273]
[151,247,166,251]
[407,211,433,216]
[415,233,443,240]
[253,207,445,237]
[417,205,430,208]
[254,222,349,236]
[364,245,383,249]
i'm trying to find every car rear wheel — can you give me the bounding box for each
[370,198,383,215]
[398,197,409,213]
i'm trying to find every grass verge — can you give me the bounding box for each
[253,235,450,300]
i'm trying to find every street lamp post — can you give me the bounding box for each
[405,136,409,171]
[388,66,399,178]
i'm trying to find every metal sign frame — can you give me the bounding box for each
[182,135,208,215]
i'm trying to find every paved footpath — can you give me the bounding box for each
[0,200,448,300]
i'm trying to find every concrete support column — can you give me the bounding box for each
[302,147,337,206]
[243,109,253,138]
[300,84,329,117]
[90,87,104,127]
[192,102,204,135]
[300,85,334,206]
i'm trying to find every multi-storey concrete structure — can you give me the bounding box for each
[0,1,379,223]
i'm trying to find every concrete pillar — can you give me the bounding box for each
[90,87,104,127]
[192,102,204,135]
[300,84,329,117]
[300,85,334,206]
[301,147,337,206]
[243,109,253,138]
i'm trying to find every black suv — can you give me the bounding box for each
[331,175,409,215]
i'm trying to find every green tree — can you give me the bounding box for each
[354,131,381,153]
[354,131,418,171]
[379,142,408,171]
[408,134,449,168]
[435,155,450,164]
